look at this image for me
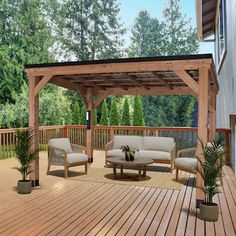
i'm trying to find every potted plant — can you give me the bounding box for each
[121,145,138,161]
[197,138,225,222]
[14,129,38,194]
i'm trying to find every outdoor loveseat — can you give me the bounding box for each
[105,135,176,171]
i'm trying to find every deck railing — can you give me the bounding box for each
[0,125,231,163]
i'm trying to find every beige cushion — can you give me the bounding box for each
[175,158,197,171]
[48,138,73,153]
[113,135,142,150]
[107,149,125,158]
[138,150,171,160]
[142,136,175,152]
[67,153,88,163]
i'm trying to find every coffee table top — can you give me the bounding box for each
[107,157,153,166]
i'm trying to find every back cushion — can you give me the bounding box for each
[48,138,73,153]
[113,135,142,150]
[142,136,175,152]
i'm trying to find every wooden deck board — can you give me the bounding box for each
[0,151,236,236]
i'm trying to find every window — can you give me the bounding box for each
[216,0,227,69]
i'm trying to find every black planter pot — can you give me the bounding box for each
[17,180,32,194]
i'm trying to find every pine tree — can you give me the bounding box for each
[121,98,131,126]
[55,0,125,60]
[129,0,199,127]
[128,11,164,57]
[100,100,109,125]
[80,105,87,125]
[0,0,55,104]
[133,96,144,126]
[72,101,81,125]
[93,109,97,125]
[110,97,119,125]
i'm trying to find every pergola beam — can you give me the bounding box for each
[109,86,196,96]
[98,74,127,90]
[26,59,213,76]
[123,73,150,90]
[174,70,199,95]
[152,72,173,89]
[93,89,113,108]
[34,74,53,96]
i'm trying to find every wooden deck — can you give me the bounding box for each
[0,151,236,236]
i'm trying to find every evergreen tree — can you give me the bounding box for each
[128,11,164,57]
[121,98,131,126]
[80,105,87,125]
[129,0,199,127]
[0,0,55,104]
[55,0,125,60]
[100,100,109,125]
[72,101,81,125]
[93,109,97,125]
[110,97,119,125]
[133,96,144,126]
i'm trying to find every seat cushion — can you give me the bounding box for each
[113,135,142,150]
[67,153,88,163]
[107,149,125,158]
[142,136,175,152]
[138,150,171,160]
[48,138,73,153]
[175,158,197,171]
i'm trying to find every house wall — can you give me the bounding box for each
[216,0,236,128]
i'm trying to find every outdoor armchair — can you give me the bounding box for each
[174,147,197,181]
[47,138,88,178]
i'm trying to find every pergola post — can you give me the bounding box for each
[29,75,40,187]
[86,88,94,162]
[196,67,209,206]
[209,88,216,141]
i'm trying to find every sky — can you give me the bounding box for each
[118,0,214,55]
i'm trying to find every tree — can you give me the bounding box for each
[54,0,125,60]
[128,11,164,57]
[0,84,72,128]
[93,109,97,125]
[133,96,144,126]
[72,101,81,125]
[80,105,87,125]
[110,97,119,125]
[0,0,55,104]
[100,100,109,125]
[121,98,131,126]
[162,0,198,55]
[129,0,199,127]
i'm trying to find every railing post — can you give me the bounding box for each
[110,127,114,141]
[64,126,68,138]
[226,130,230,165]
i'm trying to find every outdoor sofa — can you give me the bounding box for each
[105,135,176,171]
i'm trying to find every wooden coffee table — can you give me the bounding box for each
[106,157,154,180]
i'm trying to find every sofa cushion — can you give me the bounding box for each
[48,138,73,153]
[138,150,171,160]
[107,149,125,158]
[67,153,88,163]
[175,158,197,171]
[142,136,175,152]
[113,135,142,150]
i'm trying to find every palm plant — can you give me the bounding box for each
[197,138,225,204]
[121,145,138,161]
[14,129,38,181]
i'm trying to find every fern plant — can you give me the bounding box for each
[14,129,38,181]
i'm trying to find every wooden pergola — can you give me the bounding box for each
[25,54,218,204]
